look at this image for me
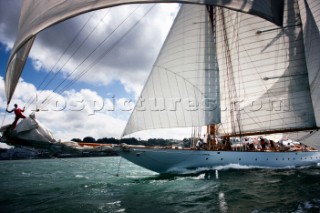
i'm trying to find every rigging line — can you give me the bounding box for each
[39,5,143,109]
[27,10,111,110]
[220,8,238,135]
[194,6,204,128]
[0,112,7,129]
[156,65,204,127]
[235,29,281,130]
[53,5,155,99]
[47,4,157,106]
[123,4,161,136]
[233,10,242,137]
[298,129,319,141]
[256,24,301,34]
[263,73,308,80]
[25,11,98,109]
[156,66,206,97]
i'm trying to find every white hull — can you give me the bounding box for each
[118,148,320,174]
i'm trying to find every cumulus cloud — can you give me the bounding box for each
[26,3,179,97]
[0,1,179,96]
[0,0,22,49]
[0,1,191,141]
[1,76,189,141]
[0,76,128,140]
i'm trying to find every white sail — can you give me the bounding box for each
[215,0,317,135]
[298,0,320,127]
[123,5,220,136]
[5,0,284,104]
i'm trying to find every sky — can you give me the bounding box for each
[0,0,193,141]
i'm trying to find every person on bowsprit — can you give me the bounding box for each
[6,104,26,129]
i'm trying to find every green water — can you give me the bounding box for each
[0,157,320,213]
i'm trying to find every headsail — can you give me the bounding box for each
[123,4,220,136]
[5,0,284,104]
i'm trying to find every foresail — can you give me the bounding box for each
[5,0,284,104]
[122,5,220,136]
[215,0,317,136]
[298,0,320,127]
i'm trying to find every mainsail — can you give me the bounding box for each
[216,0,317,135]
[5,0,284,104]
[123,0,320,137]
[298,0,320,127]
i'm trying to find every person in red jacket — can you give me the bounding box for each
[6,104,26,129]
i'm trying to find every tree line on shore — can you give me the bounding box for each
[71,136,192,147]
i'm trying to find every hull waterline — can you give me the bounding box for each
[118,148,320,174]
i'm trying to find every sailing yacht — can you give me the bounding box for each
[117,1,320,173]
[3,0,320,174]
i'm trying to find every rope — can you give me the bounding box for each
[25,11,99,110]
[0,111,7,129]
[298,130,319,141]
[38,4,148,110]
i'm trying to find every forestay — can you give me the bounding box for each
[5,0,284,104]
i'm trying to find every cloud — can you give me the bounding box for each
[127,127,193,140]
[0,76,128,140]
[1,75,190,141]
[26,3,179,97]
[0,1,179,97]
[0,1,191,141]
[0,0,22,49]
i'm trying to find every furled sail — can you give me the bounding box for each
[216,0,317,136]
[5,0,284,104]
[298,0,320,127]
[123,4,220,136]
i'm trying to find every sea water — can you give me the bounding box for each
[0,157,320,213]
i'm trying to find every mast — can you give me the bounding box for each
[206,5,218,150]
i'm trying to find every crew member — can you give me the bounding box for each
[6,104,26,129]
